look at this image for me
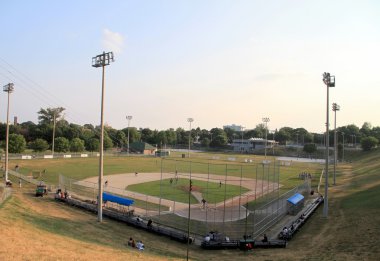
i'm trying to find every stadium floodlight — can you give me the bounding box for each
[322,72,335,218]
[3,83,14,183]
[262,117,270,160]
[92,52,114,222]
[126,116,133,156]
[187,118,194,158]
[332,103,340,186]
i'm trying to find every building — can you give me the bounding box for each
[223,124,244,132]
[231,138,276,153]
[128,142,157,155]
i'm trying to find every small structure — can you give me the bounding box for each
[128,142,157,155]
[287,193,304,215]
[103,192,134,207]
[231,138,277,153]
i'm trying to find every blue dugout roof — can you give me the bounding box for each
[103,192,134,206]
[287,193,304,205]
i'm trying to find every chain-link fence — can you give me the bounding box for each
[59,158,310,240]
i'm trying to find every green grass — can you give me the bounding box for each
[127,178,249,204]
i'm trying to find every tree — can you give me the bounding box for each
[30,138,49,152]
[276,128,292,145]
[54,137,70,152]
[361,136,378,151]
[303,143,317,154]
[209,128,228,147]
[38,107,65,124]
[103,135,113,150]
[8,134,26,153]
[86,138,100,152]
[70,138,85,152]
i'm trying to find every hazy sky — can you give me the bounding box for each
[1,0,379,133]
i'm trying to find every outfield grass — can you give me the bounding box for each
[127,178,249,204]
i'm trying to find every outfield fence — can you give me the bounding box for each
[58,158,311,240]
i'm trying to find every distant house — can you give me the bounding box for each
[128,142,157,155]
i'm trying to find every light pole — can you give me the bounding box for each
[322,72,335,218]
[241,126,245,154]
[187,118,194,158]
[126,115,132,156]
[342,132,345,162]
[92,51,114,222]
[262,117,270,159]
[52,112,56,156]
[3,83,14,182]
[332,103,340,186]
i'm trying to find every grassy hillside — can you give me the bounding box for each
[1,149,379,260]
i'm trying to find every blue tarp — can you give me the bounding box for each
[103,192,134,206]
[287,193,304,205]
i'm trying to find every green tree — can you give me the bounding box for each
[37,107,65,124]
[210,128,228,147]
[361,136,378,151]
[303,143,317,154]
[54,137,70,152]
[70,138,85,152]
[8,134,26,153]
[104,135,113,150]
[30,138,49,152]
[86,138,99,152]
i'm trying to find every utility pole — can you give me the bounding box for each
[92,51,114,222]
[3,83,14,182]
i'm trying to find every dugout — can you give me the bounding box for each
[103,192,134,206]
[287,193,304,215]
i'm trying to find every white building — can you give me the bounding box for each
[223,124,244,132]
[231,138,276,153]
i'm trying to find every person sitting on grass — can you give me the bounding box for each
[128,237,133,246]
[136,240,144,250]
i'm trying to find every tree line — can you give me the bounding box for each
[0,107,379,153]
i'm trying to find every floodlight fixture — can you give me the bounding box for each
[322,72,336,218]
[92,51,115,223]
[126,116,133,156]
[187,118,194,158]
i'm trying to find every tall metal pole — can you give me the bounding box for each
[322,72,335,218]
[52,112,56,156]
[262,117,270,159]
[92,51,114,222]
[241,126,245,153]
[186,163,192,260]
[3,83,14,182]
[332,103,340,186]
[342,132,345,162]
[187,118,194,158]
[126,116,132,156]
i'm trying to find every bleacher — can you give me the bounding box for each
[278,195,324,241]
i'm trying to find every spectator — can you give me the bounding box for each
[136,240,144,250]
[147,219,153,228]
[262,234,268,242]
[204,234,211,242]
[128,237,133,246]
